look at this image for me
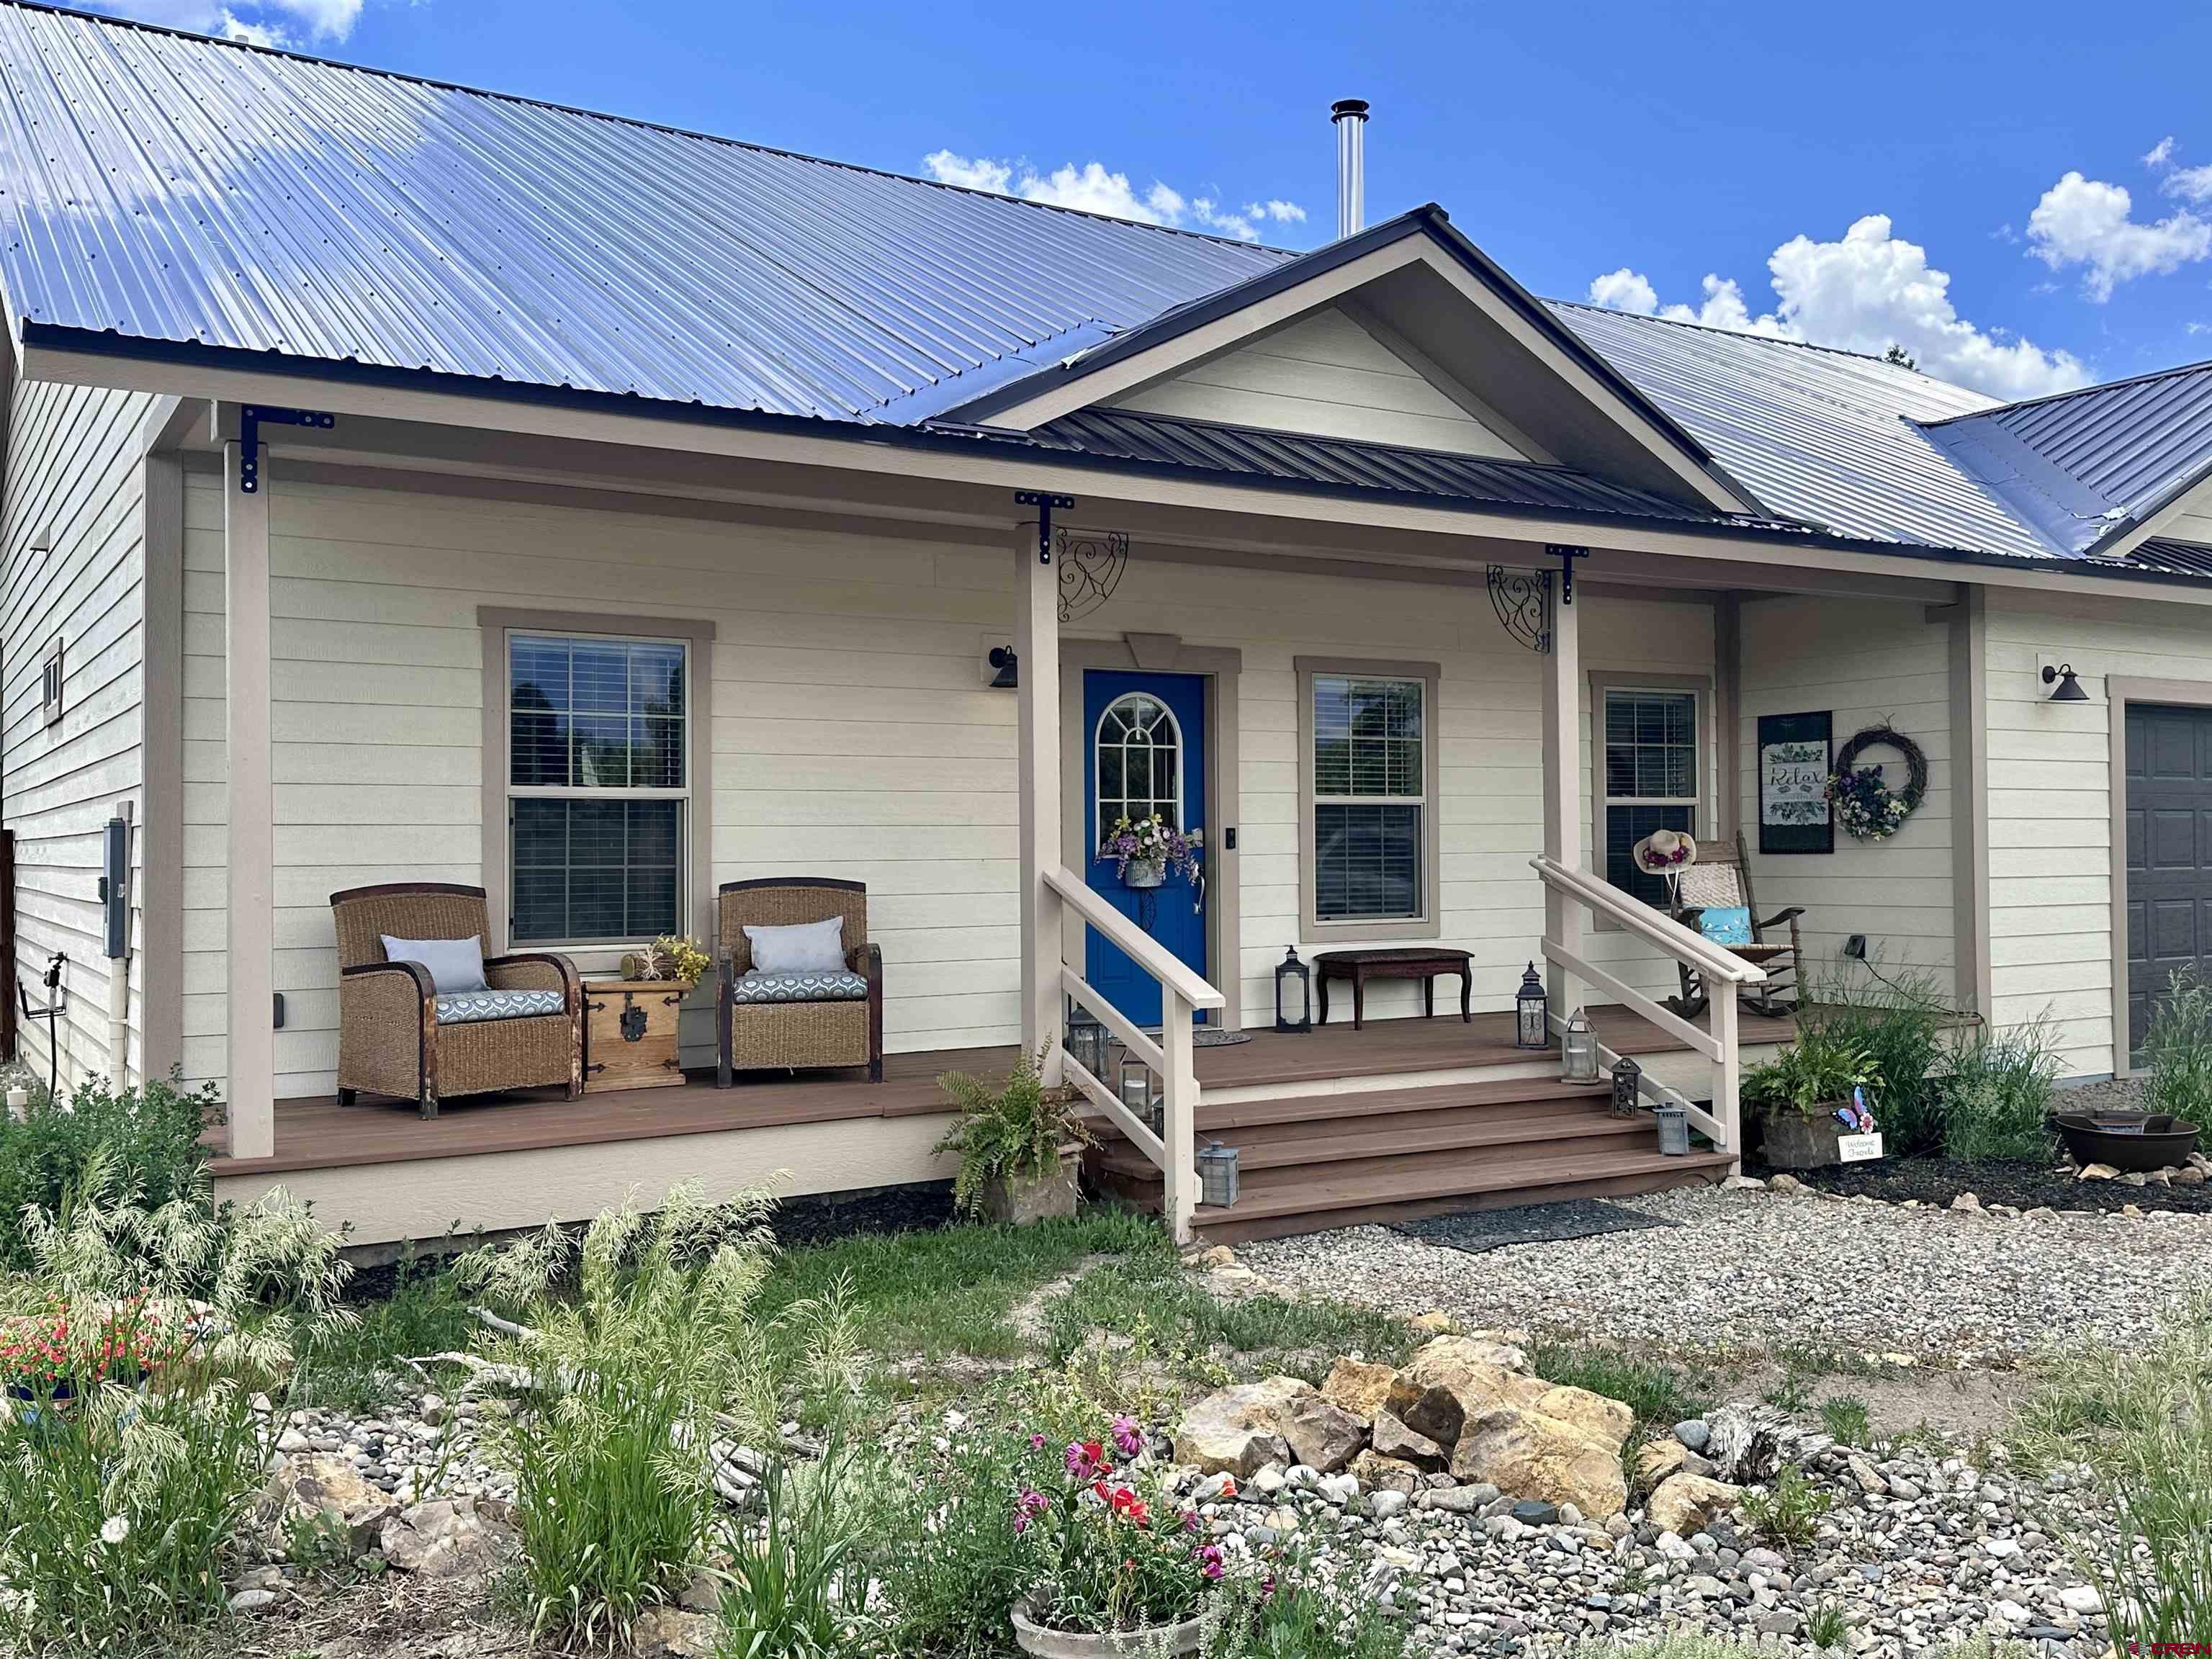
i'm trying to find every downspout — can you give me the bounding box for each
[106,799,132,1081]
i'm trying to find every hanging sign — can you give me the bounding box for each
[1758,711,1833,855]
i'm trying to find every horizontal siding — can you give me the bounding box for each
[1736,595,1956,999]
[1112,306,1526,459]
[1983,593,2212,1078]
[1,378,158,1093]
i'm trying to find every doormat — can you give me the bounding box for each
[1393,1198,1676,1255]
[1192,1029,1254,1048]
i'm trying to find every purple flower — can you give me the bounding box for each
[1029,1432,1047,1450]
[1066,1439,1104,1480]
[1012,1488,1048,1534]
[1111,1414,1143,1458]
[1194,1542,1225,1581]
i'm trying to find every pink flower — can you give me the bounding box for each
[1012,1488,1048,1534]
[1066,1439,1105,1480]
[1111,1413,1143,1458]
[1194,1542,1225,1581]
[1029,1433,1047,1450]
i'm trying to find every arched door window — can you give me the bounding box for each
[1094,692,1184,832]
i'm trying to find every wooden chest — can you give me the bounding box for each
[583,979,688,1092]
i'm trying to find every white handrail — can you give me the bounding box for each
[1531,855,1766,985]
[1044,865,1226,1009]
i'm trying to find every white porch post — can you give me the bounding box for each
[223,439,276,1159]
[1014,518,1065,1084]
[1539,563,1582,1018]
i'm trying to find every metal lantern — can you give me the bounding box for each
[1064,1003,1109,1081]
[1119,1058,1163,1137]
[1514,961,1550,1050]
[1610,1055,1642,1118]
[1561,1009,1600,1083]
[1653,1101,1691,1156]
[1196,1142,1241,1208]
[1275,946,1312,1034]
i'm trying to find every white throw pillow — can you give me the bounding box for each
[744,916,848,974]
[380,934,489,994]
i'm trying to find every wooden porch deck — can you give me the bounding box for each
[210,1002,1795,1181]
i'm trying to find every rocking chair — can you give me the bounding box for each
[1664,832,1804,1019]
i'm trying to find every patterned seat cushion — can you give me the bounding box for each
[729,969,870,1004]
[434,988,567,1025]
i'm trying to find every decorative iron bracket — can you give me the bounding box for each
[1056,525,1130,623]
[1487,566,1552,655]
[1545,542,1588,606]
[1014,490,1076,564]
[237,405,336,493]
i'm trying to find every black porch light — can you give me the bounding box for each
[1514,961,1550,1050]
[988,646,1019,689]
[2041,662,2088,702]
[1274,946,1312,1034]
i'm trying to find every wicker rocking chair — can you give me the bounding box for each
[1665,832,1805,1019]
[331,883,583,1118]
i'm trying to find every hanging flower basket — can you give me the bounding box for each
[1100,814,1202,889]
[1824,725,1928,842]
[1121,858,1166,890]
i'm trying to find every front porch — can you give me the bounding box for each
[210,1002,1797,1246]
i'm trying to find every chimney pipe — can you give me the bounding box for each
[1331,98,1369,240]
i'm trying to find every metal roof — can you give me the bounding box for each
[2112,537,2212,580]
[1027,406,1735,526]
[1922,361,2212,555]
[0,1,1288,423]
[1546,302,2054,559]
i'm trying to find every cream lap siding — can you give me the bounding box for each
[1110,307,1528,460]
[1735,595,1956,997]
[2,379,160,1092]
[1982,594,2212,1080]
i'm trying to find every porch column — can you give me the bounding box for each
[1540,572,1583,1015]
[1014,519,1065,1083]
[224,440,276,1159]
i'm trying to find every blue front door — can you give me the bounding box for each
[1084,670,1208,1028]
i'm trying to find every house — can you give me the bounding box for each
[4,3,2211,1246]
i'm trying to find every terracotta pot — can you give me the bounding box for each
[1010,1596,1210,1658]
[982,1149,1082,1226]
[1757,1105,1849,1170]
[1122,858,1166,890]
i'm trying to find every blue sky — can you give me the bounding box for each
[92,0,2212,402]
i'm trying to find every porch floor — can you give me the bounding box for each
[210,1002,1796,1180]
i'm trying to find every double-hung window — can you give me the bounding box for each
[506,631,688,945]
[1300,661,1438,934]
[1602,685,1700,907]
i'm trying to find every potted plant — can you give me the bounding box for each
[1743,1024,1881,1170]
[1006,1419,1221,1655]
[1100,815,1202,891]
[935,1046,1094,1225]
[619,932,711,987]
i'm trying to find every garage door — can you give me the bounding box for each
[2125,703,2212,1059]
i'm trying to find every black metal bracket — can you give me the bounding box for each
[237,405,336,493]
[1486,566,1552,655]
[1015,490,1076,565]
[1545,543,1588,606]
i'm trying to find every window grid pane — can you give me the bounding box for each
[1603,687,1698,903]
[1315,804,1421,921]
[1313,675,1424,801]
[1096,693,1181,831]
[511,799,683,944]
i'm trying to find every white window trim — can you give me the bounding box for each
[1590,671,1712,915]
[477,607,716,965]
[1093,691,1187,840]
[1295,655,1442,942]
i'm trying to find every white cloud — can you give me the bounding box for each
[921,148,1302,243]
[2146,135,2177,168]
[1587,214,2088,400]
[2165,164,2212,204]
[87,0,364,44]
[2026,171,2211,300]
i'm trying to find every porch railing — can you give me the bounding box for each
[1043,863,1226,1242]
[1530,855,1766,1162]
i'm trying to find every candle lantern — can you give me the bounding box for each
[1514,961,1550,1049]
[1064,1003,1109,1081]
[1196,1142,1241,1208]
[1654,1102,1691,1156]
[1274,946,1312,1034]
[1610,1055,1643,1118]
[1119,1057,1162,1137]
[1561,1010,1600,1083]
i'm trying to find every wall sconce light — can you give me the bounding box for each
[2041,662,2089,703]
[988,646,1019,689]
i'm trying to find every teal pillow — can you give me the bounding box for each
[1697,906,1753,947]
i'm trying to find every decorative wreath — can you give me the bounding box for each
[1825,724,1928,842]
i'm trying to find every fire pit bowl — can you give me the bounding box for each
[2052,1110,2201,1174]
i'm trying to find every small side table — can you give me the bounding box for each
[583,979,688,1092]
[1313,948,1474,1030]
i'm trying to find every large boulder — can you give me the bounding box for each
[379,1496,510,1578]
[1647,1472,1743,1536]
[1346,1449,1423,1495]
[1450,1404,1629,1521]
[1174,1377,1367,1476]
[1320,1357,1397,1424]
[261,1453,395,1554]
[1369,1410,1447,1472]
[1385,1336,1545,1446]
[1532,1382,1634,1447]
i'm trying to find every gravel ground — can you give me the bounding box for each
[1240,1182,2212,1364]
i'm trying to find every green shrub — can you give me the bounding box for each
[1743,1022,1880,1117]
[461,1185,850,1651]
[932,1046,1093,1220]
[1817,1393,1871,1447]
[716,1438,876,1659]
[2142,967,2212,1123]
[0,1158,352,1656]
[1938,1026,2058,1162]
[871,1423,1039,1658]
[0,1071,221,1271]
[1739,1465,1830,1550]
[1806,969,1954,1155]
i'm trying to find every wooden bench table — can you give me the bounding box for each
[1314,947,1473,1030]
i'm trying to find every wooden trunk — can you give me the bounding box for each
[583,979,688,1092]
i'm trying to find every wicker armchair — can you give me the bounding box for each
[331,883,583,1118]
[715,878,884,1087]
[1666,832,1806,1019]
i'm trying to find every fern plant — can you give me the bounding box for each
[1743,1024,1881,1117]
[932,1046,1092,1219]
